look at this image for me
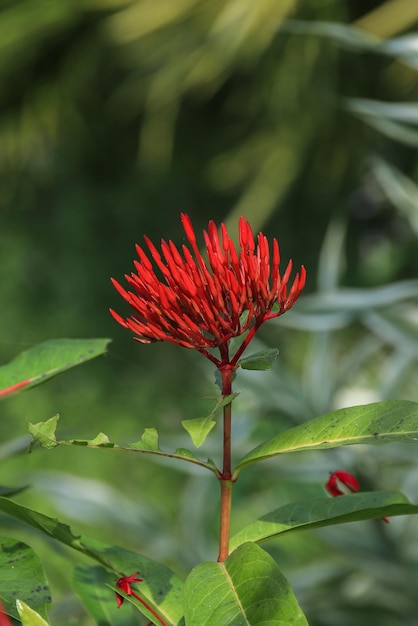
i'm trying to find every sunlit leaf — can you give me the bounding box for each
[129,428,160,451]
[181,417,216,448]
[0,537,51,622]
[0,339,111,400]
[181,393,239,447]
[16,600,50,626]
[184,542,307,625]
[28,415,59,450]
[235,400,418,472]
[230,491,418,550]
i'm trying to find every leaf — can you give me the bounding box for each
[73,566,131,626]
[129,428,160,451]
[16,600,50,626]
[0,499,184,625]
[239,348,279,370]
[230,492,418,550]
[0,338,111,400]
[183,542,307,626]
[235,400,418,472]
[181,417,216,448]
[73,550,185,626]
[181,393,239,447]
[0,484,29,497]
[0,537,51,621]
[28,415,59,450]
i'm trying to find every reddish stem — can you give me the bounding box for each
[130,591,168,626]
[217,366,234,562]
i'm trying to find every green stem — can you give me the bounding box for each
[218,367,234,562]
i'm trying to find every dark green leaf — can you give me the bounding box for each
[184,542,307,625]
[230,491,418,549]
[0,536,51,622]
[239,348,279,370]
[0,338,111,400]
[235,400,418,472]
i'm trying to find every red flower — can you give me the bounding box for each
[326,470,360,497]
[326,470,389,523]
[110,214,305,368]
[115,572,143,608]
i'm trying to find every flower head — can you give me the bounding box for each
[110,214,305,367]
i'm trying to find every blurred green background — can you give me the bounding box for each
[1,1,418,624]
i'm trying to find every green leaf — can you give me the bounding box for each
[0,484,29,497]
[129,427,160,451]
[0,500,185,625]
[72,566,131,626]
[184,542,307,626]
[28,415,59,450]
[0,537,51,622]
[230,491,418,550]
[235,400,418,472]
[239,348,280,370]
[16,600,50,626]
[181,393,239,447]
[181,417,216,448]
[0,338,111,400]
[78,547,184,626]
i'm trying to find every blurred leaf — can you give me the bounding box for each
[281,19,378,51]
[239,348,279,370]
[16,600,50,626]
[183,542,307,626]
[371,157,418,236]
[0,537,50,622]
[317,218,346,293]
[276,280,418,331]
[345,99,418,146]
[0,484,29,497]
[230,491,418,550]
[235,400,418,471]
[0,339,111,400]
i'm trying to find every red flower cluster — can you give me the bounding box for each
[110,214,305,367]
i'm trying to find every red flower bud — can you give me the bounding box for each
[326,470,389,523]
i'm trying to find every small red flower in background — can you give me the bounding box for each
[110,214,305,368]
[115,572,143,608]
[326,470,360,497]
[326,470,389,523]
